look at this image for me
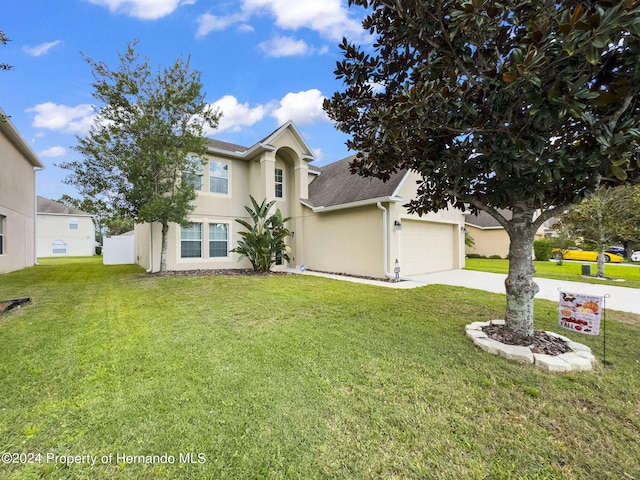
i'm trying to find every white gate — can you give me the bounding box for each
[103,235,135,265]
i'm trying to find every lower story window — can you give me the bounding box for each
[209,223,228,258]
[181,223,202,258]
[52,240,67,255]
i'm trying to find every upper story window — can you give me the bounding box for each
[0,215,5,255]
[69,218,79,230]
[275,168,283,198]
[209,160,229,194]
[180,223,202,258]
[185,157,203,191]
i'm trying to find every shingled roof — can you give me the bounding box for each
[206,138,249,154]
[465,209,512,228]
[37,197,92,216]
[306,155,408,209]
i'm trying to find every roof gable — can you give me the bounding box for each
[205,121,315,162]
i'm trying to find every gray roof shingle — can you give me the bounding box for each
[37,197,92,216]
[307,156,407,208]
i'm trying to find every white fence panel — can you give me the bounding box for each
[103,235,135,265]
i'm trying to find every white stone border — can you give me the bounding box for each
[465,320,596,372]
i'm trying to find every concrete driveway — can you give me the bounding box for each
[292,268,639,315]
[408,269,640,315]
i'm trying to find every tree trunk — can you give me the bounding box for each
[596,252,605,278]
[160,221,169,273]
[504,210,539,340]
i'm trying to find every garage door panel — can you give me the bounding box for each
[401,221,455,274]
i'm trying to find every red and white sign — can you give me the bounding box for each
[558,291,603,335]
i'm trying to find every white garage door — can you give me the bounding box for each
[400,220,455,274]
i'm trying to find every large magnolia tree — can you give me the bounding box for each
[325,0,640,340]
[61,41,219,272]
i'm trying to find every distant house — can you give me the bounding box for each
[0,111,44,274]
[36,197,96,257]
[134,121,467,278]
[465,210,545,258]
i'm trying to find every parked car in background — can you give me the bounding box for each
[606,246,625,256]
[632,251,640,262]
[552,247,625,263]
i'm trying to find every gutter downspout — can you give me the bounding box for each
[377,202,411,282]
[33,167,43,266]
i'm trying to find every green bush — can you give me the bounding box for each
[533,239,553,261]
[488,255,502,259]
[466,253,482,258]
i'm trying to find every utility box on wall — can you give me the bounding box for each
[103,235,135,265]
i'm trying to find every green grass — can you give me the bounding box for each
[466,257,640,289]
[1,257,639,479]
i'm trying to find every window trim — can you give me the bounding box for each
[180,222,203,259]
[51,239,67,255]
[275,167,284,199]
[208,160,230,195]
[208,223,229,258]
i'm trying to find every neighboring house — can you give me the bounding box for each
[37,197,96,257]
[134,121,466,278]
[465,210,545,258]
[0,111,44,274]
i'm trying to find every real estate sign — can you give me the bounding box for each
[558,291,603,335]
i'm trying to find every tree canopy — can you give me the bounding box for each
[61,41,219,272]
[325,0,640,338]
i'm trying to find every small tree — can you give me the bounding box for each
[60,40,219,272]
[556,185,640,276]
[232,196,291,273]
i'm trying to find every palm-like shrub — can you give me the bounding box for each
[232,196,292,272]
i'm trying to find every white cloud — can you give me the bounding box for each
[198,0,365,43]
[85,0,192,20]
[208,95,266,133]
[258,36,309,57]
[196,13,247,37]
[23,41,61,57]
[39,146,67,158]
[241,0,364,41]
[27,102,96,135]
[272,89,328,126]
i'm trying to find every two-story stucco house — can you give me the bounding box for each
[134,122,466,278]
[0,111,44,274]
[36,197,96,257]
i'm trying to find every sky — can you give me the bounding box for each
[1,0,370,201]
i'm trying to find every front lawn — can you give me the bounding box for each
[1,257,639,479]
[466,257,640,289]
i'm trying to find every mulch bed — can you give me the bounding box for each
[0,298,31,314]
[146,269,294,277]
[482,324,572,356]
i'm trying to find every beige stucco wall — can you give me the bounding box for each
[135,125,312,272]
[465,224,545,259]
[0,123,39,274]
[465,226,510,258]
[301,205,385,278]
[36,214,95,257]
